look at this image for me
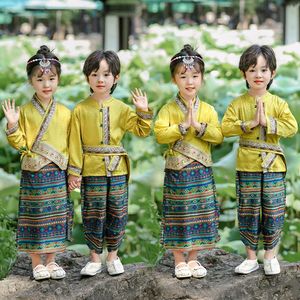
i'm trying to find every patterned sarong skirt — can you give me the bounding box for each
[161,161,219,250]
[17,163,73,253]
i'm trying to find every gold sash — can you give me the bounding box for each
[239,139,285,172]
[83,145,129,177]
[165,140,212,170]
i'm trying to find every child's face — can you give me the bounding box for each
[87,59,118,98]
[30,67,59,103]
[173,65,202,101]
[244,55,275,94]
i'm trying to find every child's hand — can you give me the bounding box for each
[258,97,267,127]
[131,88,148,112]
[250,97,260,129]
[181,101,192,129]
[190,102,201,130]
[2,99,20,128]
[68,174,81,192]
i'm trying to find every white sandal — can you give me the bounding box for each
[187,260,207,278]
[33,264,50,281]
[175,262,191,279]
[46,262,66,279]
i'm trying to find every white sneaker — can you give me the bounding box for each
[106,257,124,276]
[235,259,259,274]
[80,262,103,276]
[264,257,280,275]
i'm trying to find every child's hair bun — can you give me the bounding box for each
[183,44,194,52]
[37,45,51,55]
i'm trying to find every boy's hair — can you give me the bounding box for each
[83,50,120,94]
[170,44,205,78]
[239,44,276,90]
[26,45,61,79]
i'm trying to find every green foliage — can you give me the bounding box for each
[0,24,300,279]
[0,206,17,279]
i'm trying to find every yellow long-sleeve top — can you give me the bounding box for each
[68,96,153,177]
[154,96,223,170]
[221,92,298,172]
[6,97,71,171]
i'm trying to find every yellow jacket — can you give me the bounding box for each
[154,96,223,170]
[221,92,298,172]
[6,97,71,171]
[68,96,153,177]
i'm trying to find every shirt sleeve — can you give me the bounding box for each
[221,102,252,137]
[154,105,183,144]
[123,105,153,137]
[266,101,298,137]
[68,108,83,176]
[196,107,223,145]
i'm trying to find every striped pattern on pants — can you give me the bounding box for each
[81,175,128,254]
[236,171,286,250]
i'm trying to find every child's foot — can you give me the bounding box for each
[235,259,259,274]
[33,264,50,281]
[80,262,103,276]
[187,260,207,278]
[174,262,191,279]
[46,262,66,279]
[106,257,124,276]
[263,257,280,275]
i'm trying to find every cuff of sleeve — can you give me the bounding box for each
[5,123,19,136]
[178,123,188,135]
[196,122,207,138]
[266,117,277,134]
[240,121,252,133]
[68,165,82,176]
[136,108,153,120]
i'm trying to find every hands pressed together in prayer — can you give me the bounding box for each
[181,101,203,132]
[250,97,267,129]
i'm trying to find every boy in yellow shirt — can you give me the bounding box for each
[68,50,152,276]
[222,45,297,275]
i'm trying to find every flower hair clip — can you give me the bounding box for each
[170,55,203,70]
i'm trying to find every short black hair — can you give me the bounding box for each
[83,50,120,94]
[239,44,276,90]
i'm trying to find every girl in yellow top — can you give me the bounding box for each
[154,44,223,279]
[68,50,152,276]
[2,46,72,281]
[222,45,298,275]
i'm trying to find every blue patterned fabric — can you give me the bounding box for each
[236,171,286,250]
[81,175,128,254]
[17,163,72,253]
[162,161,219,250]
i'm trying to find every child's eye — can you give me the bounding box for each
[91,73,97,77]
[50,77,56,81]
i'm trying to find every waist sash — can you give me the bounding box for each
[83,145,128,176]
[239,139,284,172]
[165,140,212,170]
